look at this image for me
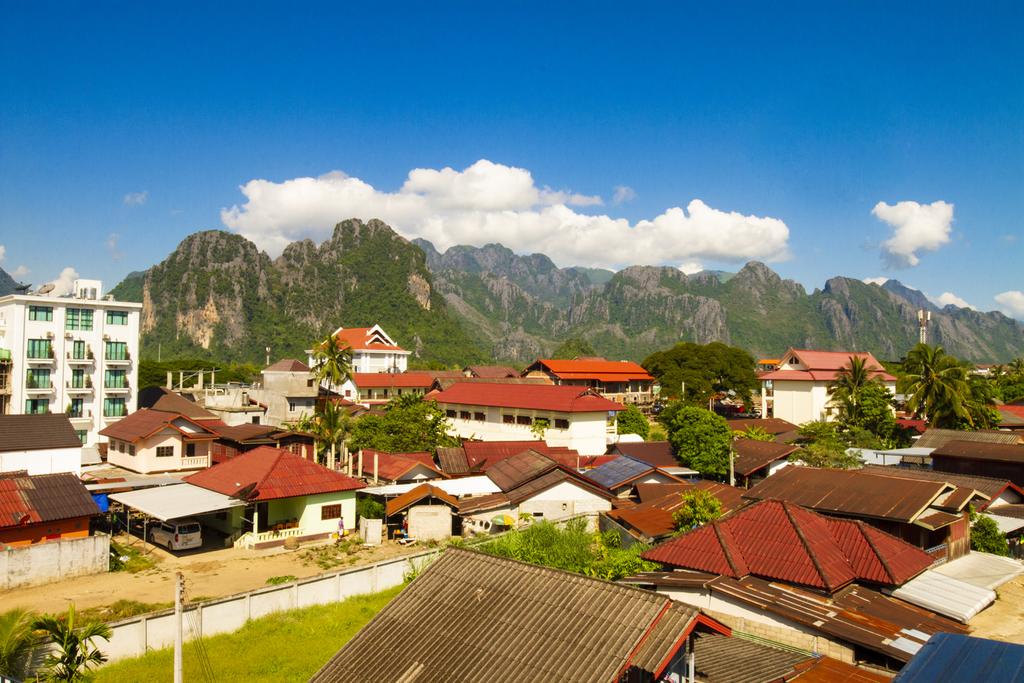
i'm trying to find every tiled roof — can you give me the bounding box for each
[310,548,723,683]
[643,499,933,591]
[789,349,888,372]
[0,472,100,528]
[465,365,519,378]
[583,456,666,489]
[610,441,677,469]
[433,382,624,413]
[208,422,282,443]
[0,414,82,453]
[349,372,434,389]
[931,440,1024,464]
[264,358,310,372]
[331,326,406,352]
[359,450,443,481]
[915,428,1019,449]
[530,358,654,381]
[99,408,219,443]
[385,484,458,517]
[743,466,952,524]
[732,439,800,477]
[185,446,363,500]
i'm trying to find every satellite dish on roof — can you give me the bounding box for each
[35,283,55,295]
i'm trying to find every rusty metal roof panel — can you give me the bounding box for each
[743,467,949,522]
[0,414,83,453]
[916,429,1019,449]
[861,465,1024,505]
[485,450,560,491]
[732,439,800,477]
[310,548,702,683]
[932,440,1024,464]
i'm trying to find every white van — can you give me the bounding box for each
[149,519,203,550]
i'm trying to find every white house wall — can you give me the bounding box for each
[518,480,611,520]
[0,446,82,476]
[441,403,613,456]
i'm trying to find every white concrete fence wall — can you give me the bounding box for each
[0,533,110,590]
[100,548,440,664]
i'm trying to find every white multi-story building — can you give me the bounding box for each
[0,279,142,446]
[307,325,409,375]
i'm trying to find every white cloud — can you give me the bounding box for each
[873,200,953,268]
[106,233,123,261]
[995,291,1024,319]
[123,190,149,206]
[11,265,29,279]
[932,291,974,310]
[612,185,637,205]
[863,277,889,285]
[221,159,791,269]
[678,261,704,275]
[0,244,5,262]
[47,267,79,296]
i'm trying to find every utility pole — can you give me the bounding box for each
[918,309,931,345]
[729,448,735,488]
[174,572,184,683]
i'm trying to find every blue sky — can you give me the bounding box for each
[1,2,1022,317]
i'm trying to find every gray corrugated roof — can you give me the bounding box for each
[916,428,1019,449]
[310,548,700,683]
[693,633,810,683]
[0,414,82,453]
[583,456,653,489]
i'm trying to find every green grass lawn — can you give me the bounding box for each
[94,586,401,682]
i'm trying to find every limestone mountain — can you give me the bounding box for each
[0,267,18,297]
[109,219,486,366]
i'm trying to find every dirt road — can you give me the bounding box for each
[969,575,1024,644]
[2,535,422,615]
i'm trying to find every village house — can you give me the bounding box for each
[347,372,434,406]
[435,440,611,477]
[0,413,84,476]
[432,382,623,456]
[522,357,656,406]
[930,440,1024,487]
[582,455,684,498]
[731,438,799,488]
[383,483,461,541]
[185,446,364,549]
[758,348,896,425]
[252,358,318,425]
[309,325,410,395]
[607,440,699,478]
[100,407,218,474]
[0,471,100,547]
[310,547,732,683]
[606,480,746,543]
[355,449,446,484]
[458,449,614,532]
[743,466,984,561]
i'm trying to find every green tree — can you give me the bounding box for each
[795,421,861,469]
[0,608,38,680]
[969,508,1010,556]
[667,407,732,479]
[551,337,596,360]
[899,344,973,427]
[616,405,650,439]
[732,426,774,442]
[530,417,550,441]
[311,333,353,390]
[672,489,723,532]
[828,356,878,426]
[33,605,112,682]
[348,394,459,453]
[642,341,758,405]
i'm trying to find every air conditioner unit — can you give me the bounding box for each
[45,331,54,339]
[102,334,110,341]
[64,332,73,339]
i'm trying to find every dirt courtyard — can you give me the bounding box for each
[2,534,424,615]
[969,574,1024,644]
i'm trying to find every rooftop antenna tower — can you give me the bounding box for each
[917,309,931,345]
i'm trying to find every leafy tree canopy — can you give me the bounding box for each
[348,394,459,454]
[667,406,732,479]
[616,405,650,439]
[732,426,775,442]
[969,508,1009,556]
[551,337,597,360]
[672,489,723,532]
[898,344,984,428]
[642,341,758,405]
[794,421,862,469]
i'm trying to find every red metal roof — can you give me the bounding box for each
[433,382,624,413]
[359,450,443,481]
[532,358,654,381]
[0,472,100,529]
[385,484,459,517]
[264,358,310,372]
[332,327,406,352]
[185,446,364,500]
[760,349,896,382]
[350,372,435,388]
[99,408,219,443]
[643,499,932,591]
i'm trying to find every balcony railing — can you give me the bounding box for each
[67,349,94,363]
[67,409,93,420]
[180,455,211,469]
[104,350,131,363]
[25,377,53,390]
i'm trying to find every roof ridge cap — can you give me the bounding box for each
[781,501,840,591]
[854,520,897,584]
[711,521,743,577]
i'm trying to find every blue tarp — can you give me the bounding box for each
[91,493,110,512]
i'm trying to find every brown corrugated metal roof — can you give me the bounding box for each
[743,467,950,523]
[725,417,799,436]
[914,509,963,530]
[457,491,512,515]
[309,548,716,683]
[436,446,470,475]
[610,441,677,469]
[0,472,100,528]
[0,414,82,453]
[915,428,1019,449]
[931,440,1024,464]
[607,507,677,540]
[150,391,219,420]
[465,365,519,378]
[861,465,1024,508]
[732,439,800,477]
[486,450,559,491]
[99,408,218,443]
[693,633,810,683]
[385,484,459,517]
[789,656,891,682]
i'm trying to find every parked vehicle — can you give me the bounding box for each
[149,519,203,550]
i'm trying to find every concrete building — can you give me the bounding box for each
[100,408,217,474]
[758,348,896,425]
[0,279,141,446]
[432,382,623,456]
[0,414,85,476]
[308,325,409,378]
[522,358,656,406]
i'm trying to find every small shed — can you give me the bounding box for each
[385,484,461,541]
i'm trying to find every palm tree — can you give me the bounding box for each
[1011,357,1024,378]
[828,356,878,424]
[33,605,112,682]
[314,399,353,471]
[0,608,38,680]
[311,333,353,393]
[899,344,972,428]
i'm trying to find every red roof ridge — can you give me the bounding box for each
[855,520,896,585]
[710,521,746,577]
[781,501,838,592]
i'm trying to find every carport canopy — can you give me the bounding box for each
[110,483,245,521]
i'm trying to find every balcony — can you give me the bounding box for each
[26,352,56,366]
[104,352,131,366]
[180,455,211,470]
[67,410,93,421]
[66,380,94,394]
[25,378,54,394]
[67,350,95,365]
[104,383,130,394]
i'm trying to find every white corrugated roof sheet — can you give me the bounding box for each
[891,570,995,623]
[110,483,245,521]
[361,475,500,498]
[933,550,1024,590]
